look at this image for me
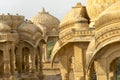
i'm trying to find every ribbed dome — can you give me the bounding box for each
[95,1,120,28]
[86,0,119,21]
[18,21,42,34]
[18,21,44,45]
[30,8,60,31]
[60,3,88,30]
[0,21,11,32]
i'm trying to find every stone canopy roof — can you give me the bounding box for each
[30,8,60,33]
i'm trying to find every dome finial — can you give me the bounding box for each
[73,2,82,8]
[41,7,46,13]
[39,7,49,14]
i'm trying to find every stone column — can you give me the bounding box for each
[29,53,32,72]
[59,55,70,80]
[22,51,25,72]
[25,53,29,72]
[36,54,39,72]
[94,59,108,80]
[44,44,48,62]
[109,72,114,80]
[86,70,90,80]
[38,43,44,80]
[31,48,36,73]
[10,44,15,74]
[3,43,11,77]
[73,43,85,80]
[60,68,69,80]
[108,61,116,80]
[16,47,22,73]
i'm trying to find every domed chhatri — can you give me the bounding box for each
[86,0,119,21]
[18,21,43,44]
[19,21,42,34]
[0,21,11,32]
[30,8,60,31]
[60,2,88,31]
[96,1,120,28]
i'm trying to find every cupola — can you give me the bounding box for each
[30,8,60,35]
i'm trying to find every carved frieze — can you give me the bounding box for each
[59,29,94,45]
[95,23,120,49]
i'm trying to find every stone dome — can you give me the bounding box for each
[30,8,60,32]
[95,1,120,28]
[18,21,44,45]
[60,3,88,31]
[86,0,119,21]
[18,21,42,34]
[0,21,11,32]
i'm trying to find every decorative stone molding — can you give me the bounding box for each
[95,22,120,49]
[59,29,94,45]
[59,20,88,32]
[0,14,24,29]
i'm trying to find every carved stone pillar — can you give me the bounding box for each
[29,54,32,72]
[25,53,29,72]
[31,48,36,73]
[3,43,11,77]
[59,55,70,80]
[17,47,22,73]
[60,68,69,80]
[86,70,90,80]
[44,44,48,62]
[36,54,39,72]
[109,72,114,80]
[94,60,108,80]
[73,43,85,80]
[10,44,15,74]
[22,52,25,72]
[38,43,44,80]
[108,60,116,80]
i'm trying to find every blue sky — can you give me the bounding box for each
[0,0,86,20]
